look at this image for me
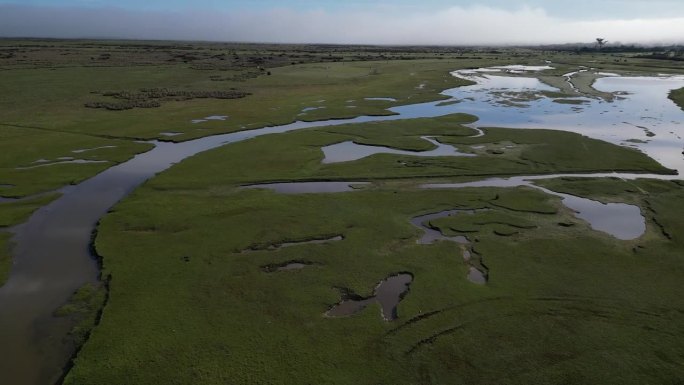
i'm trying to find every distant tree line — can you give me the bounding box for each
[538,43,684,56]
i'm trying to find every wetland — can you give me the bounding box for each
[1,40,684,385]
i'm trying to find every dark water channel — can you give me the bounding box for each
[1,67,682,384]
[411,210,488,284]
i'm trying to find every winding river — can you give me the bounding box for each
[1,65,683,384]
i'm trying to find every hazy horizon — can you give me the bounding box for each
[1,1,684,46]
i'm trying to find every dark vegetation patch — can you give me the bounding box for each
[245,234,343,253]
[85,88,250,111]
[0,40,522,70]
[209,70,265,82]
[488,190,558,214]
[553,98,587,105]
[634,51,684,62]
[54,283,107,347]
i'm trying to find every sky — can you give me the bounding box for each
[1,0,683,45]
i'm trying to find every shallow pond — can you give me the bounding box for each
[262,261,315,272]
[410,209,472,245]
[321,136,474,164]
[326,273,413,321]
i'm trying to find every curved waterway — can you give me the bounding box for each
[1,66,683,384]
[422,175,648,240]
[410,210,488,284]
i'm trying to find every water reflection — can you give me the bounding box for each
[392,69,684,174]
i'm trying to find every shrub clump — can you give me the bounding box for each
[85,87,250,110]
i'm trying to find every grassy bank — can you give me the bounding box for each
[669,87,684,110]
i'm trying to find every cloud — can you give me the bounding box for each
[0,3,682,45]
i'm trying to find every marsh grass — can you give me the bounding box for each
[55,283,107,347]
[65,113,684,384]
[85,88,250,111]
[147,115,671,195]
[669,87,684,110]
[66,177,684,384]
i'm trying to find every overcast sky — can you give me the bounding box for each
[1,0,683,45]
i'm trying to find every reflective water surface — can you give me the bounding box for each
[321,136,474,164]
[326,273,413,321]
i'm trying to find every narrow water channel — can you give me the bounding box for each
[421,175,647,240]
[1,66,682,384]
